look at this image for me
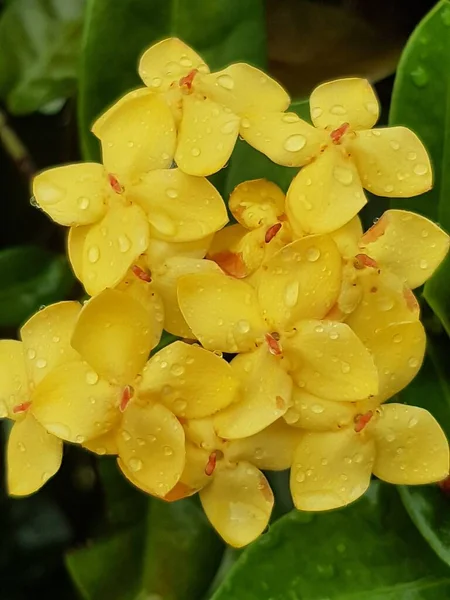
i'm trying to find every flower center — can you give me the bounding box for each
[265,332,282,355]
[179,68,198,94]
[354,410,373,433]
[108,173,124,194]
[265,222,282,243]
[353,253,378,270]
[205,449,224,476]
[131,265,152,282]
[330,122,350,144]
[12,401,32,414]
[120,385,134,412]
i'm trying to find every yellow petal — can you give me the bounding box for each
[21,301,81,387]
[214,346,293,439]
[31,359,120,443]
[348,127,432,197]
[178,272,266,352]
[197,64,290,115]
[286,146,367,235]
[7,413,63,496]
[291,428,375,511]
[164,441,211,501]
[67,225,85,281]
[117,401,185,497]
[139,38,209,92]
[284,320,378,401]
[229,179,285,229]
[330,216,363,259]
[240,112,326,167]
[33,163,108,226]
[360,321,426,403]
[116,273,164,350]
[284,387,355,431]
[130,168,228,242]
[371,404,449,484]
[200,461,273,547]
[175,94,240,176]
[0,340,29,419]
[360,210,449,289]
[83,429,119,456]
[71,289,154,386]
[93,88,176,182]
[151,257,222,337]
[79,203,149,296]
[146,235,213,266]
[183,416,221,451]
[310,78,379,131]
[225,419,302,470]
[256,236,342,331]
[345,270,420,341]
[139,341,238,419]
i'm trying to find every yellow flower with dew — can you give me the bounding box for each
[177,235,379,439]
[163,417,301,547]
[288,397,449,511]
[207,179,292,278]
[241,77,432,234]
[138,38,290,176]
[0,302,82,496]
[33,89,228,296]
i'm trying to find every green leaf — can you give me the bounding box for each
[0,246,75,327]
[389,0,450,332]
[79,0,265,159]
[67,460,224,600]
[224,99,309,197]
[211,482,450,600]
[0,0,85,114]
[397,333,450,568]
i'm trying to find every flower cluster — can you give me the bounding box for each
[1,38,450,547]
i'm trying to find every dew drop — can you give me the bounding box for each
[36,358,47,369]
[311,404,324,414]
[96,447,107,455]
[353,453,364,464]
[329,330,339,340]
[217,74,235,90]
[86,371,99,385]
[407,151,417,161]
[282,113,299,123]
[384,184,394,193]
[365,102,378,115]
[392,333,403,344]
[311,107,323,119]
[410,66,429,88]
[88,245,100,264]
[163,445,174,456]
[52,336,60,343]
[283,134,306,152]
[151,77,162,88]
[191,147,201,157]
[236,320,251,334]
[220,120,237,134]
[330,105,347,115]
[118,235,131,253]
[121,430,131,442]
[389,140,400,150]
[419,259,428,270]
[18,441,26,452]
[240,117,250,129]
[306,246,321,262]
[166,188,178,199]
[408,357,419,368]
[27,348,36,360]
[129,458,143,472]
[296,470,306,483]
[333,166,353,186]
[414,163,429,176]
[284,281,299,307]
[170,364,185,377]
[77,196,90,210]
[314,325,324,334]
[341,361,351,374]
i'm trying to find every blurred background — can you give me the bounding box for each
[0,0,441,598]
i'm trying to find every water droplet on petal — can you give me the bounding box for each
[241,117,250,128]
[384,184,394,193]
[420,259,428,270]
[191,147,201,157]
[170,364,185,377]
[27,348,36,360]
[36,358,47,369]
[166,188,178,199]
[393,333,403,343]
[341,361,351,374]
[236,320,251,334]
[311,404,324,414]
[217,74,234,90]
[296,470,306,483]
[88,246,100,264]
[329,330,339,340]
[121,430,131,442]
[283,134,306,152]
[414,163,428,176]
[17,441,26,452]
[282,113,299,123]
[163,445,173,456]
[314,325,324,334]
[118,235,131,253]
[365,102,378,115]
[389,140,400,150]
[77,196,90,210]
[306,247,321,262]
[129,458,143,472]
[151,77,162,88]
[284,281,299,307]
[220,120,237,134]
[333,166,353,186]
[330,105,347,116]
[408,357,419,368]
[407,151,417,161]
[86,371,99,385]
[311,107,323,119]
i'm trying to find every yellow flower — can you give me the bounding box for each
[0,302,81,495]
[33,90,228,296]
[290,400,449,511]
[164,418,301,547]
[241,78,432,234]
[207,179,292,278]
[178,236,379,438]
[138,38,290,176]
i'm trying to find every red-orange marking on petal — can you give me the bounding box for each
[354,253,378,270]
[276,396,286,410]
[265,223,282,244]
[164,482,196,502]
[131,264,152,282]
[354,410,373,433]
[330,122,350,144]
[120,385,134,412]
[179,69,198,93]
[403,286,420,315]
[265,333,282,356]
[12,401,32,414]
[209,251,248,279]
[108,173,124,194]
[361,215,388,245]
[205,451,217,476]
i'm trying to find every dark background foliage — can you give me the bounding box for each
[1,0,450,598]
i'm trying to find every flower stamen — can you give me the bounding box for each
[12,401,32,414]
[330,122,350,144]
[179,69,198,93]
[354,253,378,270]
[354,410,373,433]
[131,265,152,282]
[120,385,134,412]
[108,174,124,194]
[265,332,282,356]
[205,451,217,476]
[265,223,282,243]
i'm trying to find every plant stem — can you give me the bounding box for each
[0,108,36,186]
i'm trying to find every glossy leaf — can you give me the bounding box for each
[389,0,450,333]
[79,0,265,159]
[212,482,450,600]
[0,246,74,327]
[0,0,85,114]
[397,334,450,568]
